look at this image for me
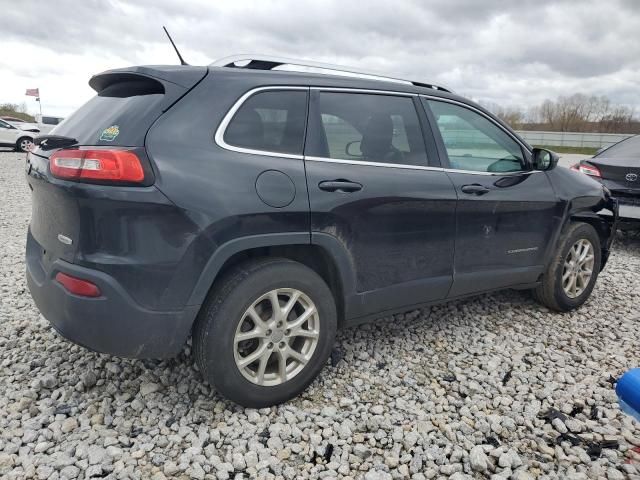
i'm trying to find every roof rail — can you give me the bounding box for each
[210,54,452,93]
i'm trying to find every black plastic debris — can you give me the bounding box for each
[54,404,73,415]
[442,374,457,382]
[585,442,602,460]
[485,436,501,448]
[600,439,619,450]
[556,432,582,446]
[569,405,584,416]
[605,374,617,386]
[330,348,344,367]
[554,433,620,460]
[324,443,334,462]
[502,368,513,386]
[538,408,568,423]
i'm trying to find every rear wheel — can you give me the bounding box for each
[193,258,337,407]
[16,137,33,152]
[533,222,601,311]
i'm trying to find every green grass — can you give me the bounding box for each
[532,145,598,155]
[0,108,35,123]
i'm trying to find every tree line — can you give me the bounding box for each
[486,94,639,134]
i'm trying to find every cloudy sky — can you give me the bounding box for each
[1,0,639,117]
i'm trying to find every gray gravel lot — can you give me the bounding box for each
[1,150,639,480]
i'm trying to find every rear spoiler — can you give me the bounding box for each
[89,65,207,93]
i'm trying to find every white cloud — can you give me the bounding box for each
[1,0,639,117]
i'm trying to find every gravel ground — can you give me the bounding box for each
[1,150,639,480]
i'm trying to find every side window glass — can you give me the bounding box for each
[224,90,307,155]
[0,120,10,129]
[311,92,427,166]
[427,100,525,173]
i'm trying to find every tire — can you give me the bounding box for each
[193,258,337,407]
[16,137,33,153]
[533,222,601,312]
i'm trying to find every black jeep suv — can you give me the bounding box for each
[26,56,617,407]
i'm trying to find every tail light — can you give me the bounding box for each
[571,163,601,178]
[50,148,145,183]
[55,272,101,297]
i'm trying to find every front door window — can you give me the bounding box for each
[427,100,525,173]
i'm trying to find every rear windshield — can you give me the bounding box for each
[596,135,640,158]
[53,80,166,146]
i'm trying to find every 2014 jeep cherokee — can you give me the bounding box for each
[26,56,618,407]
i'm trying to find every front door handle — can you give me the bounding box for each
[461,184,490,195]
[318,180,363,193]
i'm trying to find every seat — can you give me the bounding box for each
[360,113,401,163]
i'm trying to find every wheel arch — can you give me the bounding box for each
[187,233,356,327]
[567,211,614,270]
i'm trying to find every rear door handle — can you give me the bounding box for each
[318,180,363,193]
[461,184,490,195]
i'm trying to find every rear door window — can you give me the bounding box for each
[223,90,308,155]
[307,92,428,167]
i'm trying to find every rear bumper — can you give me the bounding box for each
[26,231,199,359]
[599,202,640,224]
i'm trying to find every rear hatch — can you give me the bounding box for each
[588,157,640,191]
[26,65,207,263]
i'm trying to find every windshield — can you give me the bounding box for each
[596,135,640,158]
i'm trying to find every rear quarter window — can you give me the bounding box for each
[222,90,308,155]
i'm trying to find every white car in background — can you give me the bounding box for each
[0,116,41,133]
[0,119,36,152]
[35,115,64,134]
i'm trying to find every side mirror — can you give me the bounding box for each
[345,140,362,157]
[531,148,558,171]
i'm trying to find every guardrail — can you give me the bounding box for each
[515,131,634,149]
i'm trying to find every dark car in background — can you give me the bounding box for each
[572,135,640,229]
[25,56,618,407]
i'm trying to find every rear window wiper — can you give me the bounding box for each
[35,135,78,150]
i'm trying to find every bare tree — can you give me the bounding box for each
[487,94,638,133]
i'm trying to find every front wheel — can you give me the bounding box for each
[193,258,337,407]
[16,137,33,153]
[533,222,601,311]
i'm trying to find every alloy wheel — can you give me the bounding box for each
[562,238,595,298]
[233,288,320,386]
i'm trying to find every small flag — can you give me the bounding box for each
[25,88,40,97]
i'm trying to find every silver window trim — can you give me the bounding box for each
[214,85,539,176]
[304,156,541,176]
[304,156,444,172]
[214,86,308,160]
